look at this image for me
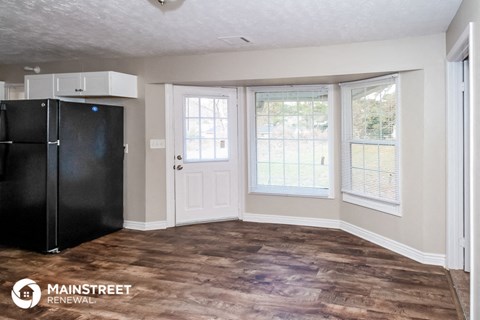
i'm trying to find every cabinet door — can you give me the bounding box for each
[54,73,82,96]
[82,72,109,96]
[25,74,55,99]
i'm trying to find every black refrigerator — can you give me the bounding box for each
[0,99,124,253]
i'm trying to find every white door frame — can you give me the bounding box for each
[164,84,243,227]
[446,21,479,319]
[446,24,471,269]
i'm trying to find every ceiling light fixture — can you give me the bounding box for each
[24,66,41,74]
[157,0,177,5]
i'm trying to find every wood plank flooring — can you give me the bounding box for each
[0,221,459,319]
[450,270,470,319]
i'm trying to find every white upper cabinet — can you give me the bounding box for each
[54,73,82,96]
[25,74,55,99]
[25,71,137,99]
[54,72,137,98]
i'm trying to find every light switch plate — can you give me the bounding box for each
[150,139,165,149]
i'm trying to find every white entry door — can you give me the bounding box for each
[173,86,239,225]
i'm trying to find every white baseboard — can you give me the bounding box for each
[243,212,445,267]
[339,221,446,266]
[123,220,168,231]
[243,212,340,229]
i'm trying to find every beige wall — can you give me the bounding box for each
[0,33,447,254]
[145,84,167,222]
[446,0,480,52]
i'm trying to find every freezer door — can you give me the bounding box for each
[58,102,123,249]
[0,103,7,177]
[0,143,57,251]
[0,99,58,143]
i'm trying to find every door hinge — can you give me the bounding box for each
[460,82,465,92]
[459,237,466,248]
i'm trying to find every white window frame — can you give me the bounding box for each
[340,74,401,216]
[246,85,335,198]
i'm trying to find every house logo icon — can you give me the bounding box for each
[11,278,41,309]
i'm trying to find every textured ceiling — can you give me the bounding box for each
[0,0,462,65]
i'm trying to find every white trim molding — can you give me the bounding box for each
[339,221,445,266]
[243,212,445,266]
[124,220,168,231]
[243,212,340,229]
[165,84,176,228]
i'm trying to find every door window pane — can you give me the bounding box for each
[184,97,229,161]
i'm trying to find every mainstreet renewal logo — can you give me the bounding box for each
[11,278,132,308]
[11,278,42,309]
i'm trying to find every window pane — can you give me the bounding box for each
[299,116,314,139]
[364,144,379,171]
[215,119,228,139]
[299,140,314,164]
[315,141,329,166]
[342,77,399,205]
[186,98,199,117]
[314,115,328,139]
[298,101,313,115]
[313,100,328,114]
[252,87,330,195]
[285,164,298,186]
[270,163,284,185]
[284,116,298,139]
[256,116,270,138]
[199,139,214,159]
[379,145,395,172]
[380,172,396,200]
[257,162,270,185]
[315,165,329,188]
[216,99,228,118]
[257,140,269,162]
[185,96,230,162]
[351,168,364,193]
[351,83,396,141]
[185,119,200,138]
[269,101,284,116]
[200,118,214,138]
[364,170,379,196]
[351,143,364,168]
[185,139,200,160]
[283,101,298,115]
[270,140,284,163]
[284,140,298,164]
[200,98,214,117]
[299,164,314,187]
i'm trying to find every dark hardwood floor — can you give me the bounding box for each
[449,270,470,320]
[0,221,459,320]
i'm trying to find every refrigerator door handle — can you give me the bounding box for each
[48,140,60,146]
[0,103,7,142]
[0,104,8,178]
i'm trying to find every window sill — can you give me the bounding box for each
[249,186,333,199]
[342,192,401,216]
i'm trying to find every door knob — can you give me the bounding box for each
[177,155,183,160]
[176,165,183,171]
